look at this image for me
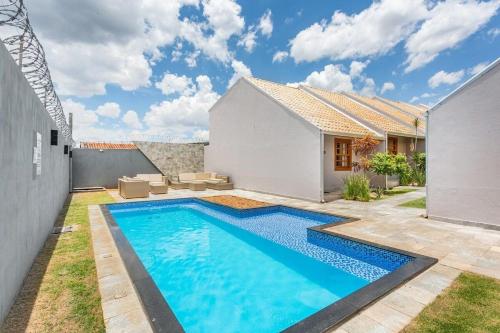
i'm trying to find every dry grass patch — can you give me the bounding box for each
[1,191,114,333]
[403,272,500,333]
[201,195,273,209]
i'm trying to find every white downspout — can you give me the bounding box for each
[320,131,325,203]
[385,132,388,189]
[425,112,429,218]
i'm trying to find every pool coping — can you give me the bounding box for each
[98,198,437,333]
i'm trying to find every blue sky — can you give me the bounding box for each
[24,0,499,143]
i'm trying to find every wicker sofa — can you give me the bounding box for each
[171,172,233,190]
[136,173,168,194]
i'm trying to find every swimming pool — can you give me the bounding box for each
[104,198,435,332]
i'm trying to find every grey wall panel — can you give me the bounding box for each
[0,41,70,322]
[72,149,160,188]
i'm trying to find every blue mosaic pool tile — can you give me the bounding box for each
[108,198,413,282]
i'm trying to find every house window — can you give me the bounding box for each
[388,137,398,155]
[334,138,352,171]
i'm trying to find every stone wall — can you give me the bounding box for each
[134,141,205,177]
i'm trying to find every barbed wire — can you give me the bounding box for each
[0,0,72,141]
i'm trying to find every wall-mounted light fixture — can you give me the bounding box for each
[50,130,58,146]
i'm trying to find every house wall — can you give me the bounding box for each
[427,62,500,227]
[205,79,322,201]
[323,135,426,191]
[323,135,386,192]
[72,149,160,188]
[0,41,70,322]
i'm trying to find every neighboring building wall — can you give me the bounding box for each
[72,149,160,188]
[0,42,70,322]
[427,62,500,227]
[133,141,204,177]
[205,79,322,201]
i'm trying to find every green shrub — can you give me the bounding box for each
[343,174,370,201]
[412,169,426,186]
[370,152,396,176]
[394,154,412,185]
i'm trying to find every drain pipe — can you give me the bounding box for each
[384,132,388,189]
[69,112,73,193]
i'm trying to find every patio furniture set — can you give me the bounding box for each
[118,172,233,199]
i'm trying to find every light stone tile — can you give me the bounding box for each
[339,313,389,333]
[381,290,426,317]
[362,302,412,332]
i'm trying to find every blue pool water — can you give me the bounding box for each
[108,199,412,332]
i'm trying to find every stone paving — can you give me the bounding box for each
[101,187,500,332]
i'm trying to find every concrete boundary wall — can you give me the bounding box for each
[0,41,70,322]
[72,149,160,188]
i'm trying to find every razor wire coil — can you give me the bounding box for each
[0,0,72,142]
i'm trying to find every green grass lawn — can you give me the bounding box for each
[2,191,114,333]
[400,197,426,208]
[371,187,417,200]
[403,272,500,333]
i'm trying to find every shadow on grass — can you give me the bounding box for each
[1,194,72,333]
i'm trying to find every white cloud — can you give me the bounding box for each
[404,0,500,72]
[428,70,465,88]
[62,99,99,127]
[410,96,419,103]
[237,9,273,53]
[294,64,354,92]
[349,60,370,78]
[180,0,244,63]
[289,0,428,63]
[469,61,489,76]
[488,27,500,38]
[272,51,289,63]
[155,73,196,96]
[258,9,273,37]
[238,28,258,52]
[360,78,377,96]
[24,0,245,97]
[380,82,395,94]
[227,59,252,88]
[95,102,121,119]
[62,99,136,143]
[288,0,498,72]
[193,129,210,141]
[122,110,143,129]
[144,75,220,138]
[185,50,201,68]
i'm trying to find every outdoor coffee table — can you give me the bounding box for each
[150,182,168,194]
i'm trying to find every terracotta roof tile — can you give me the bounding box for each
[80,142,137,149]
[377,97,427,118]
[305,86,417,136]
[245,77,377,138]
[344,93,426,132]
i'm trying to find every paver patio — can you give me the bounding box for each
[100,187,500,332]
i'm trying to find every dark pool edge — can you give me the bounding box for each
[100,205,185,333]
[99,199,437,333]
[283,226,437,333]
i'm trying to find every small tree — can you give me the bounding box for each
[371,152,412,188]
[411,117,421,152]
[352,134,379,173]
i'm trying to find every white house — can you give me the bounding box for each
[427,58,500,229]
[205,77,425,202]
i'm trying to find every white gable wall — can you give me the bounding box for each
[205,79,322,201]
[427,62,500,227]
